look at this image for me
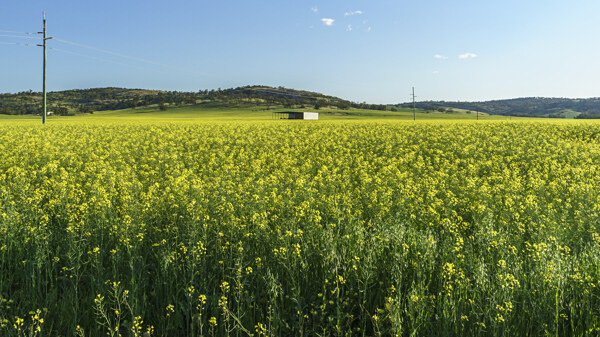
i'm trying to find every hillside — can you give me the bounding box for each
[6,87,600,118]
[407,97,600,118]
[0,86,392,116]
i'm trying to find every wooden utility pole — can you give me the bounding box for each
[411,87,416,121]
[37,12,52,124]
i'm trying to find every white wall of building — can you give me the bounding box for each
[303,112,319,120]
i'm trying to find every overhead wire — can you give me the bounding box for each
[0,34,42,39]
[49,47,170,74]
[2,29,213,78]
[0,41,37,46]
[0,30,38,35]
[53,37,210,77]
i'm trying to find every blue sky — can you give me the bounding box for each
[2,0,600,103]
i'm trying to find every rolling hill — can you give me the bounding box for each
[407,97,600,118]
[4,86,600,118]
[0,86,387,116]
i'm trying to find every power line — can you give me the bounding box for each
[0,29,39,34]
[53,37,210,77]
[3,33,209,77]
[3,21,215,99]
[54,38,165,66]
[49,47,170,74]
[0,41,37,46]
[0,34,42,39]
[4,31,183,70]
[0,30,38,35]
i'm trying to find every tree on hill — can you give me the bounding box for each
[314,100,326,110]
[79,105,93,114]
[55,106,69,116]
[337,101,351,110]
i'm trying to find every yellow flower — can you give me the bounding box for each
[166,304,175,317]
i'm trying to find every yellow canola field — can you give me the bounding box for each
[0,119,599,336]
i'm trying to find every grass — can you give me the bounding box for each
[0,114,39,120]
[1,104,519,122]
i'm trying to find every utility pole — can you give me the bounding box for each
[37,12,52,124]
[411,87,416,121]
[476,104,479,120]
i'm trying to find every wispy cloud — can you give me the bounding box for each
[432,70,440,74]
[365,26,372,32]
[434,54,448,59]
[310,7,318,13]
[321,18,335,26]
[346,25,353,32]
[345,10,363,16]
[459,52,478,59]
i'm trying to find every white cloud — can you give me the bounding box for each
[365,26,372,32]
[432,70,440,74]
[434,54,448,59]
[345,10,363,16]
[321,18,335,26]
[311,7,318,13]
[346,25,353,32]
[459,52,478,59]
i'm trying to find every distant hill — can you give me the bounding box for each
[404,97,600,118]
[5,87,600,118]
[0,86,392,116]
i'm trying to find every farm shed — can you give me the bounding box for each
[273,111,319,120]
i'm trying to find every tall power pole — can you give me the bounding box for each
[411,87,417,121]
[37,12,52,124]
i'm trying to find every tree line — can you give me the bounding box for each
[0,86,392,115]
[410,97,600,118]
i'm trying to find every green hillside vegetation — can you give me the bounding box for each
[408,97,600,118]
[5,86,594,119]
[0,86,399,117]
[1,85,514,120]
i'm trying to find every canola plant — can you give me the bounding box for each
[0,119,599,336]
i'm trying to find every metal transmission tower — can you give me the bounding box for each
[37,12,52,124]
